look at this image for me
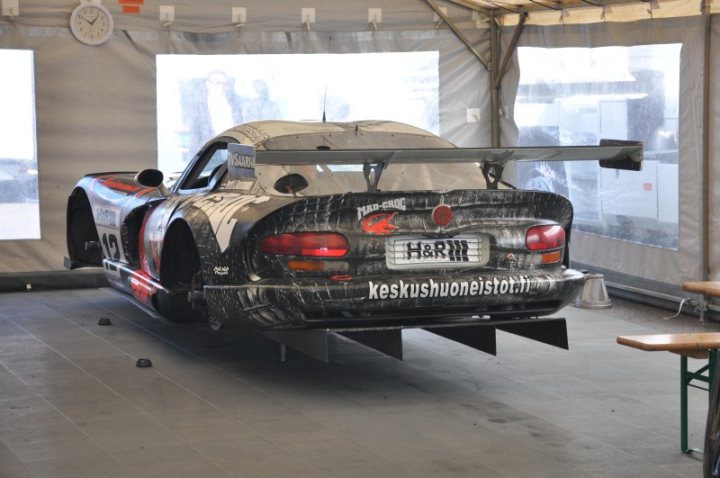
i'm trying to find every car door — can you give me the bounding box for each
[140,140,231,279]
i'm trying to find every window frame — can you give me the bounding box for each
[173,138,231,194]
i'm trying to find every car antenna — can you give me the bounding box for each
[321,84,327,123]
[322,35,331,123]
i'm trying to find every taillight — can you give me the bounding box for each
[526,225,565,251]
[259,232,349,257]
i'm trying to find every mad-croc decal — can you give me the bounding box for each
[361,211,399,235]
[356,198,406,220]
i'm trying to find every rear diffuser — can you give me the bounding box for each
[263,317,568,363]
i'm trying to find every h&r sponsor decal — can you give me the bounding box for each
[94,206,120,228]
[405,239,468,262]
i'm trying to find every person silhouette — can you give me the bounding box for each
[179,70,244,164]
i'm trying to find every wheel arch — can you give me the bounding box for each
[159,218,202,289]
[154,217,207,323]
[66,187,102,268]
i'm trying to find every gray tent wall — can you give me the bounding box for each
[0,1,490,276]
[0,1,716,306]
[500,16,707,302]
[711,19,720,288]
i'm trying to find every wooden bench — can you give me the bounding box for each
[617,333,720,454]
[682,281,720,321]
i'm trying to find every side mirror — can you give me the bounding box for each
[135,169,169,195]
[273,173,309,195]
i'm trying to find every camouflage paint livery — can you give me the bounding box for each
[67,120,589,334]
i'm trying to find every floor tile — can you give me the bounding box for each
[0,289,714,477]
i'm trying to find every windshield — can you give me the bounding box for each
[254,161,497,196]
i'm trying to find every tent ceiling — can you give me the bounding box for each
[0,0,705,31]
[449,0,707,25]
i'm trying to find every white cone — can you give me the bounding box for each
[575,273,612,309]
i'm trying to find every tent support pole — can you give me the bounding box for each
[702,0,711,281]
[491,12,526,147]
[490,15,499,146]
[424,0,490,71]
[495,12,527,89]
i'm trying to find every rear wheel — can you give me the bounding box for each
[66,189,102,267]
[157,222,206,323]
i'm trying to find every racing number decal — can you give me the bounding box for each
[101,232,121,261]
[93,205,126,263]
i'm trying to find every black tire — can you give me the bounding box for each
[157,222,204,323]
[66,189,102,267]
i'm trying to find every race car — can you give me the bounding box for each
[66,120,641,359]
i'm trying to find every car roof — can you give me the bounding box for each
[219,120,455,150]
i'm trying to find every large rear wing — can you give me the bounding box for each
[229,140,642,192]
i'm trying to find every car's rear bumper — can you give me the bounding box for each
[203,268,585,330]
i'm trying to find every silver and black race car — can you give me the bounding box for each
[66,120,641,360]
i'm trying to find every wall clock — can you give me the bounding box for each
[70,3,114,46]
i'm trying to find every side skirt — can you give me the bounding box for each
[102,259,170,310]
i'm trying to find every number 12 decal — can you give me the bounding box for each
[101,232,121,261]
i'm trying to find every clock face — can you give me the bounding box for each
[70,4,114,46]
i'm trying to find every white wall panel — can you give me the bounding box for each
[501,17,705,288]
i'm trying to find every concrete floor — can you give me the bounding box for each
[1,288,718,478]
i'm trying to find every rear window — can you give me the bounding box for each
[255,161,494,197]
[262,131,453,151]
